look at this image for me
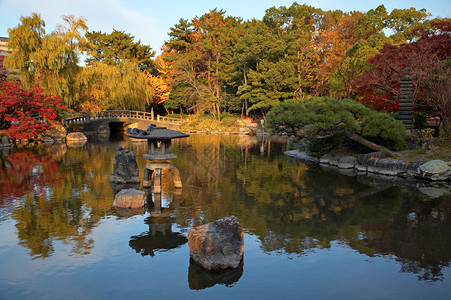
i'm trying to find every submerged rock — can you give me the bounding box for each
[113,188,146,208]
[188,216,244,270]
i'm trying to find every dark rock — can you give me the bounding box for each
[319,152,342,166]
[110,149,140,184]
[357,152,387,166]
[338,156,357,169]
[147,124,157,131]
[406,160,425,177]
[127,127,149,136]
[1,136,11,148]
[188,216,244,270]
[369,159,407,176]
[285,150,319,164]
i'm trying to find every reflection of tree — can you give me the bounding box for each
[170,135,451,281]
[6,143,131,258]
[0,148,65,202]
[352,189,451,282]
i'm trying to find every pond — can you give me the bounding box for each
[0,134,450,299]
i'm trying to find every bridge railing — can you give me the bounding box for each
[96,110,154,120]
[156,115,184,124]
[64,110,184,126]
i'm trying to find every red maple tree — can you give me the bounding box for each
[352,21,451,115]
[0,81,66,140]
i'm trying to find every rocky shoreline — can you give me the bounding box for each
[285,150,451,182]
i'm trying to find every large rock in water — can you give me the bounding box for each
[417,160,451,181]
[188,216,244,270]
[66,132,88,142]
[110,149,140,184]
[113,188,146,208]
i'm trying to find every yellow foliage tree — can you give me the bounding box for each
[146,73,170,104]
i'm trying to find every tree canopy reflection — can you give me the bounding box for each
[0,136,449,281]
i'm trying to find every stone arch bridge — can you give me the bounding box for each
[64,110,183,134]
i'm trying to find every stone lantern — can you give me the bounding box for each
[398,61,414,132]
[127,126,189,193]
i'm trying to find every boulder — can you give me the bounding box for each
[43,122,67,142]
[406,161,425,177]
[338,156,357,169]
[355,163,367,172]
[188,216,244,270]
[417,160,451,181]
[319,152,341,166]
[285,150,318,164]
[66,132,88,142]
[110,149,140,184]
[371,159,407,176]
[113,188,146,208]
[1,136,11,148]
[357,152,387,166]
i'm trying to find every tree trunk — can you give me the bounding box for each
[339,130,402,158]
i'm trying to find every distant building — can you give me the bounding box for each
[0,37,10,80]
[0,37,19,81]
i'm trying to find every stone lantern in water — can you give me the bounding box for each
[127,126,189,193]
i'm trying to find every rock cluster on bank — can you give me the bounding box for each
[285,150,451,181]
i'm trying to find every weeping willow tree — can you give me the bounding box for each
[5,14,88,108]
[75,60,154,112]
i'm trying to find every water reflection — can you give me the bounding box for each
[0,135,449,283]
[188,259,243,290]
[129,191,187,256]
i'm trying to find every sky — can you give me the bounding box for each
[1,0,450,56]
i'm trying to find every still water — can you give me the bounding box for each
[0,134,450,299]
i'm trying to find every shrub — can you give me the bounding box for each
[361,114,407,150]
[166,114,182,119]
[266,97,408,153]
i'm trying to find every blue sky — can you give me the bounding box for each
[1,0,449,55]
